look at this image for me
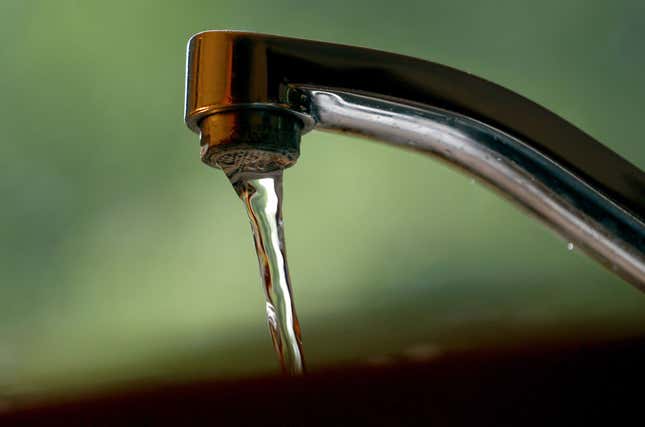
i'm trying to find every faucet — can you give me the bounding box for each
[184,30,645,290]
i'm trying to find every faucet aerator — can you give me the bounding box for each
[199,109,303,183]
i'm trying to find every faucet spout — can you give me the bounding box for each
[185,31,645,289]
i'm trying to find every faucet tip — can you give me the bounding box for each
[199,109,303,182]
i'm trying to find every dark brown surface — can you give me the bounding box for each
[3,337,644,426]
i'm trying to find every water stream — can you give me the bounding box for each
[230,171,305,375]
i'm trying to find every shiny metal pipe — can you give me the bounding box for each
[184,31,645,290]
[301,88,645,287]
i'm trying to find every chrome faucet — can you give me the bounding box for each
[184,31,645,290]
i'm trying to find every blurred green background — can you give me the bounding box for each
[1,0,644,401]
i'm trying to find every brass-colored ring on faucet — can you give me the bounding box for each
[198,108,303,177]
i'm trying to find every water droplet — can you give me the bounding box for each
[567,242,574,251]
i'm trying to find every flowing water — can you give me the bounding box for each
[230,171,305,375]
